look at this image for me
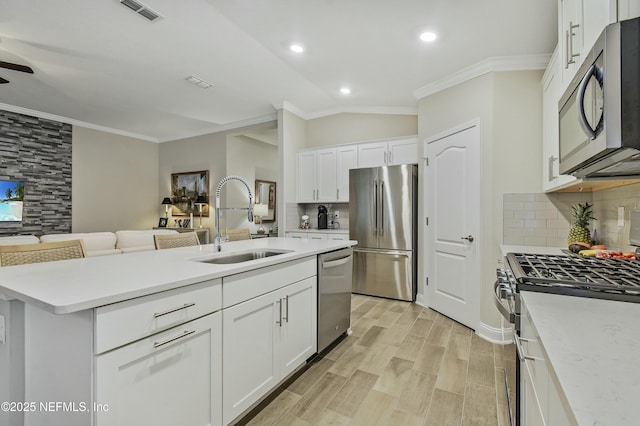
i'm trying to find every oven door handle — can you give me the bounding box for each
[493,280,515,324]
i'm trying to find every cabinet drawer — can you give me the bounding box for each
[95,279,222,354]
[223,257,316,308]
[96,312,222,426]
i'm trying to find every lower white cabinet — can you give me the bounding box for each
[518,297,576,426]
[96,312,222,426]
[222,277,317,424]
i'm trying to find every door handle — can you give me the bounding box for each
[461,235,474,242]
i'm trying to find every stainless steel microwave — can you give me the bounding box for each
[559,17,640,178]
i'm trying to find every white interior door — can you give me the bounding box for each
[424,121,480,330]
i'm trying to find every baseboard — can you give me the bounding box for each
[476,321,514,345]
[415,293,425,307]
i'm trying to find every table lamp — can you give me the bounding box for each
[253,203,269,234]
[161,197,172,219]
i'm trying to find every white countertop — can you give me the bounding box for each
[521,291,640,425]
[0,238,355,315]
[500,244,566,256]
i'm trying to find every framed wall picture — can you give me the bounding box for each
[158,217,168,228]
[170,170,209,217]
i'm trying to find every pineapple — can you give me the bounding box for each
[568,202,597,246]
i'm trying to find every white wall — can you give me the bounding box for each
[225,135,278,233]
[306,113,418,147]
[278,108,308,235]
[418,70,544,330]
[158,131,227,232]
[72,126,159,232]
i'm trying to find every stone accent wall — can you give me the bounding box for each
[0,110,72,237]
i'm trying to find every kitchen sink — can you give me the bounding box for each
[198,249,293,265]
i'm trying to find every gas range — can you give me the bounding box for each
[495,252,640,329]
[505,252,640,303]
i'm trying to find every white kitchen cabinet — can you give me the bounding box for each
[96,312,222,426]
[618,0,640,20]
[558,0,617,92]
[357,138,418,168]
[222,277,316,424]
[297,145,357,203]
[518,296,576,426]
[336,145,358,201]
[542,47,577,192]
[285,231,348,241]
[20,278,224,426]
[296,148,337,203]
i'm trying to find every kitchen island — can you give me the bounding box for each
[0,237,355,426]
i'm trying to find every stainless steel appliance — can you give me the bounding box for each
[349,164,417,301]
[559,17,640,178]
[317,247,353,353]
[494,252,640,425]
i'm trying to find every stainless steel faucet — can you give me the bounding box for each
[215,175,254,251]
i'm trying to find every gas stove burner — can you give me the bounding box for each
[505,252,640,303]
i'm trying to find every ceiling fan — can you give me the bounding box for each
[0,60,34,84]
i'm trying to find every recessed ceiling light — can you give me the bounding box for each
[419,32,437,42]
[340,87,351,95]
[290,44,304,53]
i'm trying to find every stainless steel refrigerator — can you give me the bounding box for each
[349,164,417,301]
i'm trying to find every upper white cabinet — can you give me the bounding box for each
[297,137,417,203]
[296,148,337,203]
[336,145,358,202]
[297,145,358,203]
[542,48,577,192]
[558,0,617,92]
[618,0,640,20]
[357,138,418,168]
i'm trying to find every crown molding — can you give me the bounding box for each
[0,103,159,142]
[275,100,417,121]
[413,54,552,100]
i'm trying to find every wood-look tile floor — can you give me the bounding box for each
[246,294,516,426]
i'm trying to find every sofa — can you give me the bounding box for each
[0,230,180,257]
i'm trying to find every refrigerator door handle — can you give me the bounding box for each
[373,180,378,234]
[380,180,384,236]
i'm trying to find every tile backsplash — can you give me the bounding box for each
[504,183,640,250]
[287,203,349,230]
[592,183,640,251]
[503,192,593,247]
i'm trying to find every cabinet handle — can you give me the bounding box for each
[284,295,289,322]
[514,333,543,362]
[548,156,557,181]
[337,188,339,199]
[153,303,196,318]
[567,21,580,67]
[388,151,393,164]
[276,299,282,327]
[384,151,387,164]
[154,330,196,349]
[565,29,571,69]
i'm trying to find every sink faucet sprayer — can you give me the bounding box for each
[215,175,254,251]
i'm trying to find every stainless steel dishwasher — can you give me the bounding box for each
[317,247,353,353]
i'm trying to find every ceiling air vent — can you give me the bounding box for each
[119,0,162,22]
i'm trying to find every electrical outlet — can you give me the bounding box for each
[334,210,339,219]
[0,314,5,344]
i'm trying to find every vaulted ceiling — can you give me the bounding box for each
[0,0,557,142]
